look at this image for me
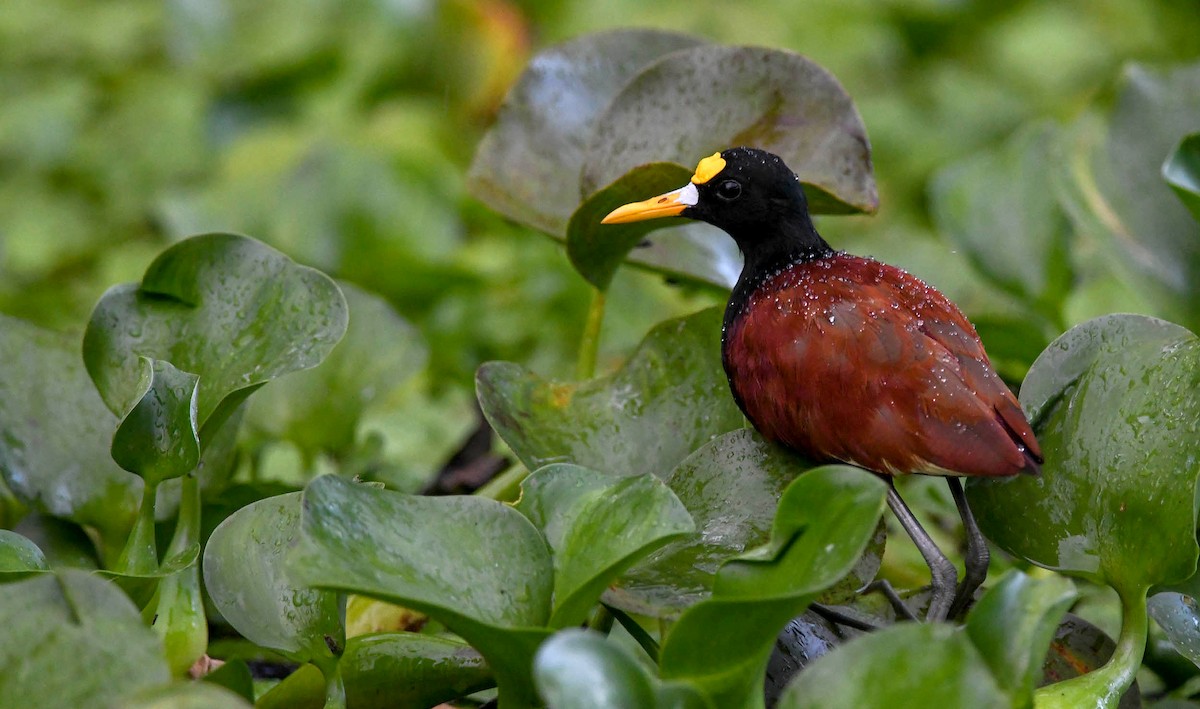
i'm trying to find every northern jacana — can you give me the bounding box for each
[602,147,1041,622]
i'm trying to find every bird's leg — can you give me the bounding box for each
[947,477,989,620]
[886,482,957,623]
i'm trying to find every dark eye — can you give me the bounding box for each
[715,179,742,201]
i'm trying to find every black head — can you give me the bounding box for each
[602,147,831,265]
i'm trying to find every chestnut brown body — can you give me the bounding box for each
[722,253,1041,478]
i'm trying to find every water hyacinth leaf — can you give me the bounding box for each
[514,464,694,628]
[581,45,877,215]
[245,282,427,460]
[1060,63,1200,326]
[1148,592,1200,669]
[290,475,554,706]
[467,29,705,237]
[534,629,712,709]
[658,466,888,706]
[257,632,492,709]
[776,623,1008,709]
[0,570,170,708]
[477,307,744,480]
[0,314,137,557]
[1164,132,1200,221]
[968,314,1200,594]
[609,430,882,618]
[565,162,694,290]
[0,529,48,575]
[83,233,349,441]
[204,492,342,663]
[111,358,200,486]
[11,514,99,570]
[965,570,1077,702]
[930,121,1073,309]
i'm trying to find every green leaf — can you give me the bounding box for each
[1148,592,1200,669]
[930,121,1073,310]
[0,570,170,708]
[83,233,349,442]
[658,465,888,706]
[111,358,200,486]
[514,464,694,628]
[467,29,706,237]
[1164,132,1200,221]
[290,475,554,706]
[202,658,255,703]
[534,629,712,709]
[609,430,882,618]
[776,623,1008,709]
[10,514,99,570]
[565,162,694,290]
[968,314,1200,593]
[965,570,1077,704]
[245,281,428,460]
[258,632,493,709]
[1060,62,1200,328]
[477,307,744,480]
[581,45,877,215]
[203,492,343,663]
[0,314,137,556]
[0,529,48,575]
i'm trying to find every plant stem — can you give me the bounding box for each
[155,473,208,676]
[576,288,607,380]
[115,480,159,574]
[476,464,528,502]
[313,655,346,709]
[1034,584,1148,709]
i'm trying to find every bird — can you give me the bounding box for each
[602,146,1042,622]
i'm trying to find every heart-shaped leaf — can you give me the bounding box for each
[969,314,1200,593]
[0,314,137,559]
[1060,62,1200,327]
[0,529,48,576]
[965,570,1077,704]
[204,492,342,664]
[257,632,493,709]
[1164,132,1200,221]
[245,281,427,460]
[581,45,877,215]
[83,233,348,443]
[111,358,200,486]
[534,629,712,709]
[289,475,554,707]
[514,464,694,627]
[658,465,888,707]
[608,430,882,619]
[467,29,706,237]
[120,682,251,708]
[930,121,1073,310]
[477,307,744,480]
[0,570,170,708]
[776,623,1008,709]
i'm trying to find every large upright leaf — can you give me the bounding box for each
[0,314,137,552]
[930,121,1072,310]
[580,45,877,215]
[83,233,349,440]
[0,571,170,708]
[658,465,888,707]
[204,492,342,664]
[245,282,428,460]
[514,464,694,627]
[969,314,1200,590]
[1061,62,1200,327]
[289,475,554,707]
[477,307,744,480]
[468,29,705,237]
